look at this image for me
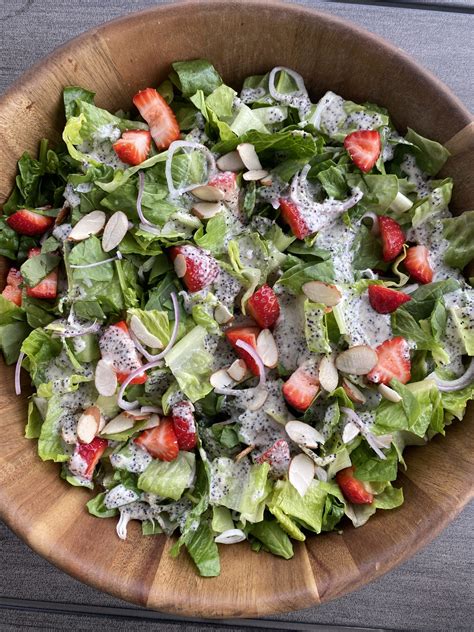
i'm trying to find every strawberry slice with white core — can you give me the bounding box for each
[69,436,108,480]
[2,285,22,306]
[404,245,433,284]
[6,209,54,236]
[278,198,311,239]
[343,130,381,173]
[246,284,280,329]
[25,247,58,299]
[282,363,319,412]
[132,88,180,150]
[378,216,405,262]
[367,336,411,385]
[225,326,261,376]
[112,130,151,166]
[368,285,411,314]
[336,466,373,504]
[99,321,146,384]
[255,439,290,478]
[171,401,197,451]
[135,417,179,461]
[208,171,238,201]
[169,245,219,292]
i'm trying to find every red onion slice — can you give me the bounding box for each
[268,66,311,118]
[15,351,25,396]
[235,339,266,387]
[58,321,101,338]
[428,359,474,392]
[165,140,216,198]
[70,251,122,269]
[361,211,380,235]
[341,407,388,460]
[136,171,154,227]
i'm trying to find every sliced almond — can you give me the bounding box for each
[102,211,128,252]
[140,414,161,430]
[101,413,135,435]
[342,378,366,404]
[68,210,106,241]
[216,151,245,172]
[288,453,315,497]
[192,201,225,220]
[130,314,163,349]
[302,281,342,306]
[237,143,262,171]
[378,383,402,403]
[191,185,225,202]
[335,345,378,375]
[285,420,324,448]
[235,444,255,462]
[174,254,187,278]
[98,415,106,432]
[77,405,101,444]
[243,169,269,181]
[256,329,279,368]
[342,421,360,444]
[227,359,249,382]
[123,410,151,421]
[318,355,339,392]
[95,359,117,396]
[210,369,235,390]
[248,387,269,411]
[214,303,234,324]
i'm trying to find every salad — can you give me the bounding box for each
[1,60,473,577]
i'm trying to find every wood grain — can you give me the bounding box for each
[0,0,473,618]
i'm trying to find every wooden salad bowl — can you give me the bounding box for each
[0,0,472,618]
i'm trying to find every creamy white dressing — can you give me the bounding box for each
[272,292,310,371]
[315,218,359,284]
[400,154,431,197]
[342,290,392,347]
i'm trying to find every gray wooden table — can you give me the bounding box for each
[1,1,473,630]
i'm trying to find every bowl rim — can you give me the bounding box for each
[0,0,472,619]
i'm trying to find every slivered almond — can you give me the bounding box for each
[214,303,234,324]
[130,314,163,349]
[237,143,262,171]
[318,355,339,392]
[342,378,366,404]
[77,405,101,444]
[102,211,128,252]
[285,420,324,448]
[342,421,360,444]
[235,444,255,462]
[98,415,106,432]
[210,369,235,390]
[216,151,245,172]
[174,254,187,278]
[288,453,315,497]
[227,359,249,382]
[256,329,279,368]
[248,387,269,411]
[302,281,342,306]
[378,383,402,403]
[68,210,106,241]
[95,359,117,396]
[191,185,225,202]
[101,413,135,435]
[192,201,225,220]
[123,410,151,421]
[140,414,161,430]
[243,169,269,181]
[335,345,378,375]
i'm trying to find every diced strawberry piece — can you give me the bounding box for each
[343,130,381,173]
[112,320,130,335]
[112,130,151,166]
[171,401,197,451]
[76,436,108,480]
[135,417,179,461]
[278,198,311,240]
[2,284,22,306]
[26,269,58,299]
[404,245,433,284]
[367,336,411,385]
[132,88,180,150]
[368,285,411,314]
[336,466,373,505]
[208,171,238,201]
[6,268,22,288]
[255,439,290,478]
[28,247,42,258]
[378,216,405,262]
[169,244,220,292]
[107,321,147,384]
[6,209,54,236]
[282,364,319,412]
[246,285,280,329]
[225,326,261,376]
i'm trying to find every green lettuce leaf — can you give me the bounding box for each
[172,59,223,96]
[304,300,331,353]
[268,479,328,533]
[248,520,294,559]
[37,395,69,462]
[185,520,220,577]
[137,451,195,500]
[405,128,450,176]
[86,492,118,518]
[278,259,334,293]
[442,211,474,269]
[20,253,60,287]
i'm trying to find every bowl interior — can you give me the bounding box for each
[0,0,472,618]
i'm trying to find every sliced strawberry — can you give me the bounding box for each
[6,268,23,288]
[28,247,42,258]
[246,284,280,329]
[208,171,238,201]
[404,245,433,284]
[171,401,197,451]
[112,130,151,166]
[26,270,58,299]
[336,466,373,505]
[74,436,108,480]
[2,284,22,306]
[255,439,290,478]
[225,326,261,376]
[378,216,405,262]
[368,285,411,314]
[101,321,147,384]
[135,417,179,461]
[343,130,381,173]
[6,209,54,236]
[282,364,319,412]
[169,244,220,292]
[367,336,411,385]
[278,198,310,240]
[132,88,180,150]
